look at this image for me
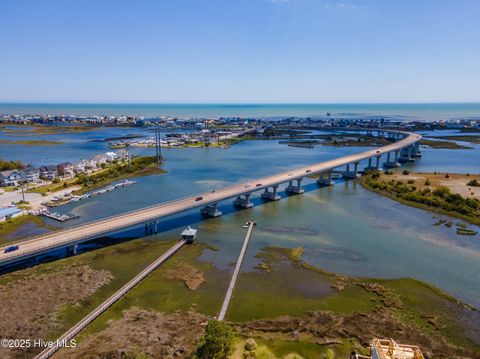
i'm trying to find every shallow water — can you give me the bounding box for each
[31,139,478,308]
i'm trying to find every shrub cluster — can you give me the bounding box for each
[195,320,234,359]
[467,179,480,187]
[363,172,480,217]
[0,159,24,171]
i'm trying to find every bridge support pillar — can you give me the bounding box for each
[364,157,379,172]
[399,146,414,163]
[286,178,304,194]
[342,162,360,179]
[66,243,78,256]
[412,142,422,158]
[201,202,222,217]
[234,193,254,208]
[145,221,159,234]
[261,185,281,201]
[384,150,400,168]
[317,171,334,186]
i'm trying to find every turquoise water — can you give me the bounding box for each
[1,102,480,120]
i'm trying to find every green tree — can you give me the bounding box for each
[0,159,24,171]
[196,320,234,359]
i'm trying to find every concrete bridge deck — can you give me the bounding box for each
[0,130,421,267]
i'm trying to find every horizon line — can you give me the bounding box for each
[1,101,480,105]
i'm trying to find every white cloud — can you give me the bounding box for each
[325,2,366,11]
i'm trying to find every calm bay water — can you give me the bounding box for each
[1,124,480,307]
[1,102,480,120]
[23,138,480,307]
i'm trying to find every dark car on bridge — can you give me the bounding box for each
[4,245,19,253]
[195,196,203,201]
[256,183,262,187]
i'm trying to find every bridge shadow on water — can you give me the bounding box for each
[1,178,353,274]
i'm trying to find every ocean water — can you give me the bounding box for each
[1,102,480,120]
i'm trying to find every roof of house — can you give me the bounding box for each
[0,169,20,177]
[40,165,58,171]
[181,226,197,237]
[21,167,38,174]
[0,207,22,217]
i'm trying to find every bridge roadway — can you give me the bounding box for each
[0,131,421,267]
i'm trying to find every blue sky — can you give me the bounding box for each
[1,0,479,103]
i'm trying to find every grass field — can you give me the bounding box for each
[0,215,57,244]
[420,139,473,149]
[1,238,478,357]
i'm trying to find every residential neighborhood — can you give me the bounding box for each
[0,150,133,222]
[0,150,127,188]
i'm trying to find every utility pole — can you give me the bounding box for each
[126,143,131,170]
[204,119,210,147]
[20,181,25,202]
[154,123,163,164]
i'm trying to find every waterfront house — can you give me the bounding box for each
[0,207,23,222]
[88,159,98,169]
[39,165,58,180]
[57,162,75,178]
[78,158,97,171]
[74,162,86,174]
[105,152,118,162]
[92,154,108,166]
[20,167,40,183]
[0,170,22,186]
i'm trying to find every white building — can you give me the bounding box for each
[0,207,22,222]
[0,170,22,186]
[105,152,118,162]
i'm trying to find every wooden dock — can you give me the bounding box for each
[218,220,256,321]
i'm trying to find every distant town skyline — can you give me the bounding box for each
[1,0,480,103]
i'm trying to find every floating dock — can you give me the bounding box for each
[38,209,78,222]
